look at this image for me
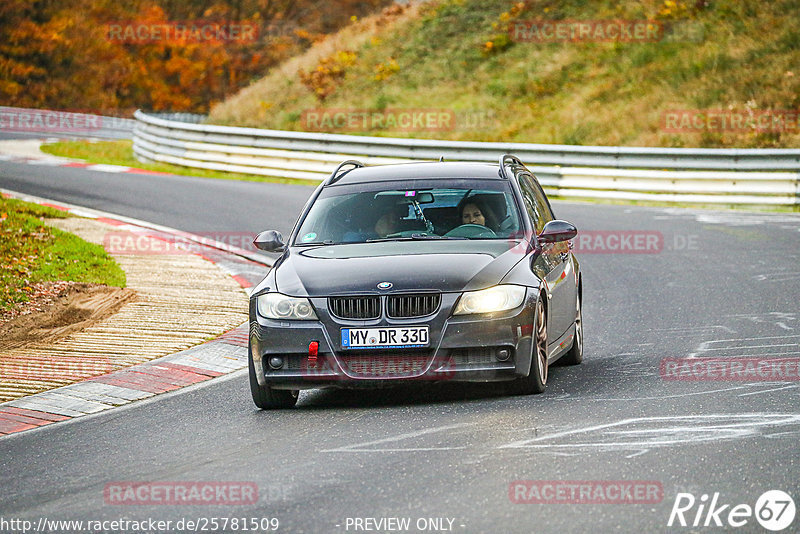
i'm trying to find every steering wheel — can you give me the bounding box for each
[444,224,496,238]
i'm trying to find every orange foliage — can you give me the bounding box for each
[298,51,358,101]
[0,0,390,114]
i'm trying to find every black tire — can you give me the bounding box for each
[507,297,548,395]
[557,292,583,366]
[248,355,299,409]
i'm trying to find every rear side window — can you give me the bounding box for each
[518,174,553,234]
[531,177,554,222]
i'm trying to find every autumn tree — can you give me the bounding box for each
[0,0,390,114]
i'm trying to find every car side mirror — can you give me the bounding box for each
[253,230,285,252]
[537,220,577,244]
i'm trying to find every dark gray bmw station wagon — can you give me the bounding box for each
[248,155,583,408]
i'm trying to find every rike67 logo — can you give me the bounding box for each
[668,490,796,531]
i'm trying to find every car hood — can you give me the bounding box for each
[275,240,527,296]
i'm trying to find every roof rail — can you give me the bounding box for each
[498,154,524,179]
[326,160,365,185]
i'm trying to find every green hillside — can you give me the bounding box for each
[208,0,800,148]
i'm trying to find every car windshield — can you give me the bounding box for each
[294,180,522,246]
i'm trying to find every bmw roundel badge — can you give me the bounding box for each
[377,282,393,290]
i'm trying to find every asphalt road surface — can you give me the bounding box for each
[1,159,799,533]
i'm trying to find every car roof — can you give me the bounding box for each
[330,161,509,186]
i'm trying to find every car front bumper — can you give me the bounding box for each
[249,290,538,389]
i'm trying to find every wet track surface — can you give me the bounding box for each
[1,159,799,532]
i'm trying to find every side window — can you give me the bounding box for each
[530,178,554,225]
[518,174,545,234]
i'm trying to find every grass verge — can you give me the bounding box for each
[0,196,126,311]
[208,0,800,149]
[40,140,320,187]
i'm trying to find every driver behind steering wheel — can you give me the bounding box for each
[374,201,408,237]
[457,196,499,232]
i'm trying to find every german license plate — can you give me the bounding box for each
[341,327,429,349]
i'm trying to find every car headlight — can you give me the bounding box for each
[257,293,318,320]
[453,285,526,315]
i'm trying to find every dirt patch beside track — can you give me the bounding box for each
[0,283,135,351]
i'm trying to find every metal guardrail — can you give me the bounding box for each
[145,112,207,124]
[133,110,800,205]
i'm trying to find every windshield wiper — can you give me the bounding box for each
[366,237,415,243]
[408,233,467,240]
[294,240,336,246]
[367,234,466,242]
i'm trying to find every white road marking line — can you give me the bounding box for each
[67,208,100,219]
[703,334,800,344]
[86,164,130,173]
[23,159,64,166]
[727,350,800,356]
[498,414,800,449]
[321,422,473,453]
[764,431,800,439]
[720,312,797,319]
[499,419,631,448]
[690,334,800,357]
[590,385,753,402]
[754,273,800,282]
[330,447,468,453]
[655,325,736,333]
[696,344,800,351]
[737,384,798,397]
